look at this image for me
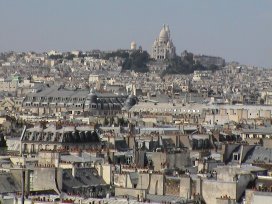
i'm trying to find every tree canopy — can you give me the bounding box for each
[122,50,149,72]
[161,53,220,76]
[102,50,150,73]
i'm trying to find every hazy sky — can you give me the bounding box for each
[0,0,271,67]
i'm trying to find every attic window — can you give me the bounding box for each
[233,153,240,161]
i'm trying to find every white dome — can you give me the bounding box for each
[159,29,169,41]
[130,41,137,50]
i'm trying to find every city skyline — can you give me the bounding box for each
[0,0,272,67]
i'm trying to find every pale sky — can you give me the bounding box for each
[0,0,271,67]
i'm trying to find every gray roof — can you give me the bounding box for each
[242,128,272,135]
[146,194,190,203]
[0,173,21,193]
[62,168,107,189]
[61,153,104,163]
[22,125,99,143]
[129,172,139,185]
[245,146,272,163]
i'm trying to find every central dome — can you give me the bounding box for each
[159,25,169,42]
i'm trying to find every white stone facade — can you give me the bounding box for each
[151,25,176,60]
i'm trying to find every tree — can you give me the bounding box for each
[162,53,220,76]
[122,50,150,72]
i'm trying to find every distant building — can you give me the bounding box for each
[89,74,102,83]
[130,41,137,50]
[21,86,131,116]
[193,54,225,67]
[192,70,212,81]
[20,124,100,156]
[0,74,21,92]
[151,24,176,60]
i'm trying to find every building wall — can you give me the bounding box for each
[32,167,62,193]
[38,152,60,166]
[149,174,164,195]
[205,115,229,125]
[167,152,191,169]
[202,180,236,204]
[180,176,191,198]
[137,173,150,190]
[151,152,167,171]
[216,198,236,204]
[245,189,255,204]
[114,173,127,188]
[96,164,112,185]
[165,177,180,196]
[0,80,18,92]
[262,139,272,148]
[115,187,146,200]
[252,192,272,204]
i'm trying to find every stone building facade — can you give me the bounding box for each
[22,87,130,116]
[20,125,101,156]
[151,25,176,60]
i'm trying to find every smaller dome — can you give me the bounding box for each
[87,89,97,103]
[131,41,137,50]
[125,95,137,107]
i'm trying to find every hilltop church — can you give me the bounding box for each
[151,24,176,60]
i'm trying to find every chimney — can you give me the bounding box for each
[176,134,180,148]
[54,153,60,168]
[72,164,77,177]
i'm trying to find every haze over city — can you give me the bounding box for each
[0,0,272,67]
[2,1,272,204]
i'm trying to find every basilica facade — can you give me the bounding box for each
[151,25,176,60]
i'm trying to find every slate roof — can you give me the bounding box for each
[0,172,21,193]
[60,153,104,164]
[245,146,272,163]
[146,194,190,203]
[129,172,139,185]
[62,168,107,190]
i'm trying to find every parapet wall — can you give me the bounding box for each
[149,174,164,195]
[115,187,146,199]
[202,180,236,204]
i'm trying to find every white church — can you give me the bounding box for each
[151,24,176,60]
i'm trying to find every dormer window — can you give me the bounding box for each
[233,153,240,161]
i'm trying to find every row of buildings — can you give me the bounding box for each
[0,25,272,204]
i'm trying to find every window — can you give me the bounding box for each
[29,171,34,191]
[126,156,132,164]
[233,153,240,161]
[31,144,35,153]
